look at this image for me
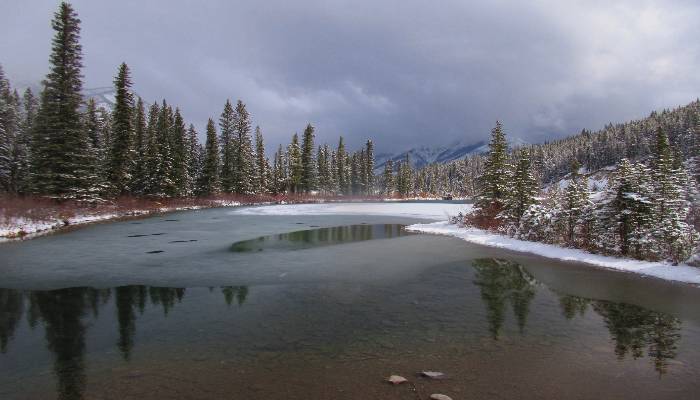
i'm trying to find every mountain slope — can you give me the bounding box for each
[375,137,527,172]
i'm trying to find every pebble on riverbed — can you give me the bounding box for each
[430,394,453,400]
[420,371,447,379]
[385,375,408,385]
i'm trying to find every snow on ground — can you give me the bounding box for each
[233,202,472,220]
[407,221,700,285]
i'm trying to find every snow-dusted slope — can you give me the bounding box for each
[375,137,528,172]
[84,87,118,111]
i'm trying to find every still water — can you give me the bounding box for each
[1,205,699,399]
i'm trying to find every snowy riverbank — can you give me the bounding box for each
[232,202,471,220]
[234,202,700,285]
[406,221,700,286]
[0,200,242,242]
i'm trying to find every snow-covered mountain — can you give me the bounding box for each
[375,137,528,172]
[84,87,117,111]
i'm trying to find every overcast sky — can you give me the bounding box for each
[2,0,700,153]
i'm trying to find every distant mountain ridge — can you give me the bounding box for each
[375,137,528,172]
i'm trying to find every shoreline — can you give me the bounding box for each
[0,196,454,242]
[406,221,700,286]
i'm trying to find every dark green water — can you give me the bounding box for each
[1,206,699,399]
[230,224,412,252]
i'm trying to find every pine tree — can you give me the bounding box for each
[287,133,302,193]
[186,124,200,195]
[170,108,188,196]
[254,126,268,194]
[316,145,327,193]
[383,159,394,196]
[336,136,348,194]
[600,159,653,257]
[218,99,235,193]
[650,128,697,263]
[399,154,413,197]
[108,62,134,195]
[504,149,538,227]
[559,160,591,246]
[329,149,338,194]
[142,102,160,195]
[359,149,367,195]
[474,121,510,220]
[31,2,99,199]
[272,144,286,194]
[0,66,17,192]
[81,98,108,195]
[14,88,38,193]
[155,102,176,196]
[233,100,254,194]
[199,118,220,196]
[300,123,317,192]
[129,98,148,194]
[365,139,374,195]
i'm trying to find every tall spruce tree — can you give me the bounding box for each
[600,159,653,257]
[170,108,188,196]
[186,124,201,195]
[14,88,38,193]
[559,160,592,247]
[383,159,394,196]
[233,100,254,194]
[218,99,235,193]
[329,149,338,194]
[129,98,148,194]
[32,2,99,199]
[155,101,176,196]
[0,66,16,192]
[316,145,326,193]
[300,123,317,192]
[108,63,134,195]
[81,98,108,195]
[365,140,374,195]
[287,133,302,193]
[474,121,510,218]
[272,144,286,194]
[650,128,696,262]
[199,118,220,196]
[254,126,268,194]
[336,136,348,194]
[142,102,160,195]
[505,149,538,225]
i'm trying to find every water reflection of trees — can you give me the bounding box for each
[0,288,24,353]
[472,258,537,339]
[231,224,410,252]
[557,294,681,376]
[589,299,679,376]
[471,259,682,376]
[222,286,249,306]
[0,285,248,399]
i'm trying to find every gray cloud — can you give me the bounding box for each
[2,0,700,152]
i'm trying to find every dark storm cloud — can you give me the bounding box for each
[2,0,700,152]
